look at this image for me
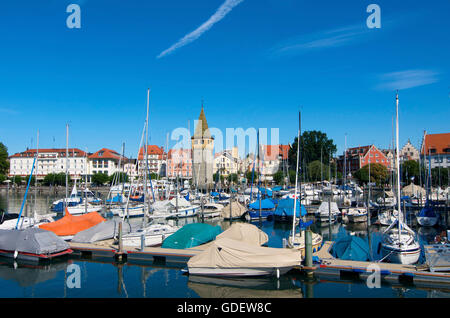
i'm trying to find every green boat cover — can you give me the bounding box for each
[162,223,222,249]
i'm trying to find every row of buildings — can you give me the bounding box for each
[335,132,450,177]
[7,105,449,187]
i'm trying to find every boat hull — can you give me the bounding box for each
[417,216,439,227]
[0,248,72,262]
[380,245,421,265]
[188,266,294,277]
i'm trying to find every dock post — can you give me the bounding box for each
[304,229,313,278]
[140,234,145,251]
[118,221,123,261]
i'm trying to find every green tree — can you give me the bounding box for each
[307,160,331,181]
[0,142,9,176]
[149,173,159,180]
[42,173,71,186]
[227,173,238,184]
[9,175,23,185]
[354,163,389,186]
[91,173,109,186]
[245,170,259,184]
[289,170,296,185]
[109,172,129,184]
[430,167,449,188]
[288,131,337,170]
[24,175,36,186]
[272,170,285,185]
[401,160,420,185]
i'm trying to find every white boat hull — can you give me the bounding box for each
[67,205,103,215]
[381,245,421,265]
[188,266,294,277]
[417,216,439,227]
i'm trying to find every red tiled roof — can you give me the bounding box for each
[261,145,290,160]
[421,133,450,155]
[138,145,165,160]
[9,148,87,158]
[88,148,126,160]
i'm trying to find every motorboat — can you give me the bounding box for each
[313,201,340,224]
[345,205,368,223]
[287,231,323,257]
[121,222,180,247]
[111,204,145,218]
[0,211,56,230]
[150,197,200,219]
[199,203,224,218]
[66,203,103,215]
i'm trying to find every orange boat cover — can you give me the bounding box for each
[39,209,106,236]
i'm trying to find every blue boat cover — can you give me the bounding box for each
[106,194,122,204]
[258,188,273,197]
[332,236,370,261]
[161,223,222,249]
[273,198,306,218]
[51,198,82,212]
[184,192,190,201]
[418,205,437,218]
[248,198,275,210]
[272,186,283,192]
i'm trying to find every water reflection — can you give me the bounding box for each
[0,192,448,298]
[187,275,303,298]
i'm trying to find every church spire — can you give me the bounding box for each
[193,100,211,139]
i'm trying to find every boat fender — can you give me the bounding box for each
[13,250,18,260]
[377,242,382,255]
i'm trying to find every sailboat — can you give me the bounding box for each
[121,89,178,245]
[287,112,323,254]
[1,131,56,230]
[417,145,439,227]
[380,92,421,265]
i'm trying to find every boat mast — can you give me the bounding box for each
[291,111,301,244]
[395,91,402,235]
[144,88,150,222]
[34,130,39,218]
[65,123,69,210]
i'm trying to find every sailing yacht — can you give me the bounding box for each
[380,92,421,265]
[287,112,323,254]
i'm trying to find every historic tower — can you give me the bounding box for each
[191,105,214,191]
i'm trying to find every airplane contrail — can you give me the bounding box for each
[157,0,244,59]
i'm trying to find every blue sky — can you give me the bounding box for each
[0,0,449,159]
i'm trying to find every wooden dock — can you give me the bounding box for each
[307,241,450,288]
[68,240,209,264]
[68,239,450,289]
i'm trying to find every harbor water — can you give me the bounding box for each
[0,190,448,298]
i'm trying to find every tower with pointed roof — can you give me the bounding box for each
[191,103,214,191]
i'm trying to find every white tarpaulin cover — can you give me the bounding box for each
[188,237,301,270]
[215,223,268,246]
[220,201,246,219]
[316,202,340,215]
[402,183,426,197]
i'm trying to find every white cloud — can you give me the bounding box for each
[268,24,370,58]
[157,0,244,59]
[376,70,439,90]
